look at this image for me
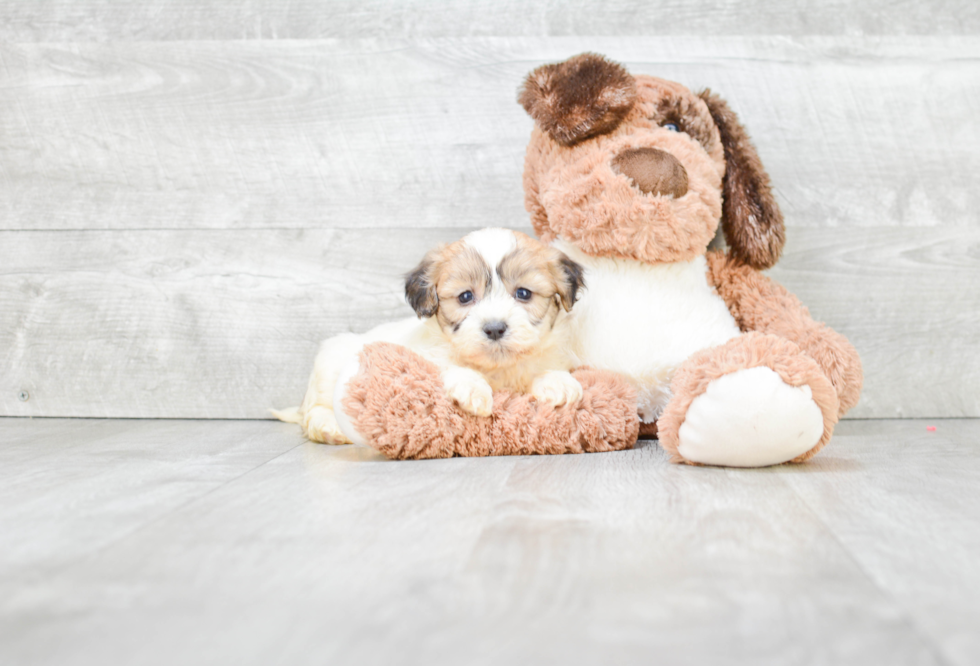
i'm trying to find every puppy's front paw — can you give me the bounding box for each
[443,367,494,417]
[531,371,583,408]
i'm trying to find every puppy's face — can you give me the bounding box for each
[405,228,584,371]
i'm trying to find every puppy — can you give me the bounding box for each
[275,228,586,445]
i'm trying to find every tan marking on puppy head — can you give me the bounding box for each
[497,232,586,317]
[433,244,493,332]
[405,241,491,322]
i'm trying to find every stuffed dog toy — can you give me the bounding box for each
[325,53,862,466]
[518,53,862,466]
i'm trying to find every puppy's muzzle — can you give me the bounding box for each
[611,147,689,198]
[482,321,508,341]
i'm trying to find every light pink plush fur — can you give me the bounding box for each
[343,342,639,459]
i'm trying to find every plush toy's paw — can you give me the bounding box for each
[443,367,494,417]
[677,366,824,467]
[658,333,840,468]
[304,406,353,445]
[343,342,639,459]
[531,371,584,407]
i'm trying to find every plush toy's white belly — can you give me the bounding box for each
[554,239,741,422]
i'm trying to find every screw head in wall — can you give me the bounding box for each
[18,390,29,402]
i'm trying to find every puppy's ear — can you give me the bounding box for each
[404,248,442,318]
[518,53,637,147]
[699,89,785,270]
[550,251,586,312]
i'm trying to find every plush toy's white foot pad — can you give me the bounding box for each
[677,366,824,467]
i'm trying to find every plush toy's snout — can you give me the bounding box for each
[611,147,689,198]
[521,53,788,270]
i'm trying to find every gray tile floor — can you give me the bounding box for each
[1,417,978,666]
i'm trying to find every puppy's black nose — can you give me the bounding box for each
[482,321,508,341]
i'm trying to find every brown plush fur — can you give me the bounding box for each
[518,53,637,147]
[638,421,659,439]
[699,91,786,270]
[657,333,841,465]
[611,147,689,198]
[706,252,863,415]
[343,342,639,459]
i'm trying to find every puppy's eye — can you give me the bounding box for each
[662,122,679,132]
[515,288,532,301]
[458,291,474,304]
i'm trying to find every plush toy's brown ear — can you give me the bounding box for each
[404,248,442,318]
[518,53,637,147]
[699,89,785,270]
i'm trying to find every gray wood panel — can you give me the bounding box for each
[2,416,978,665]
[0,227,450,419]
[2,226,977,419]
[1,38,977,231]
[0,1,976,42]
[2,36,977,418]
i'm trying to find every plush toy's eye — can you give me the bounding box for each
[458,291,474,304]
[662,122,679,132]
[515,288,532,301]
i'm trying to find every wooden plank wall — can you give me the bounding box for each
[1,3,978,419]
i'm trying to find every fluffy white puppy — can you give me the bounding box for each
[275,228,586,445]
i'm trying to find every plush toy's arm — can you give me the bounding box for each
[706,251,863,416]
[340,342,639,459]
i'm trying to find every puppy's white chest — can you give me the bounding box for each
[554,240,741,421]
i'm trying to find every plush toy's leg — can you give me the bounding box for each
[658,332,840,467]
[707,252,863,417]
[674,366,823,466]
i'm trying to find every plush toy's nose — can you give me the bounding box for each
[611,147,689,198]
